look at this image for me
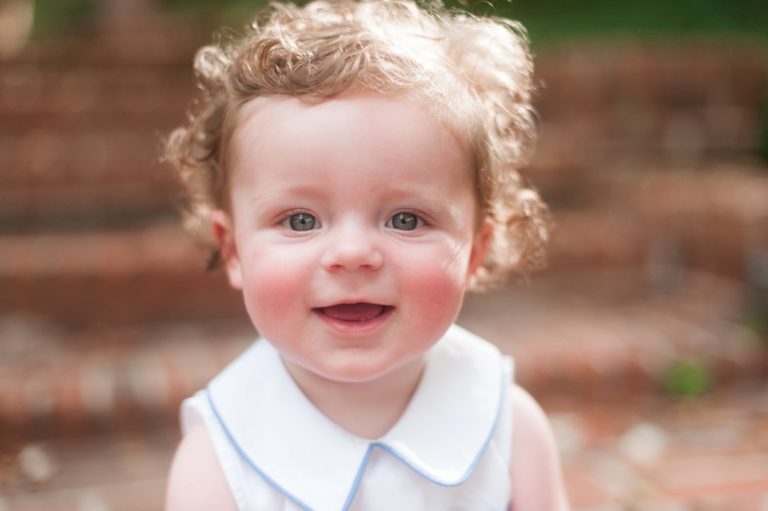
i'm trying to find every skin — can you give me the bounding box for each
[165,93,569,511]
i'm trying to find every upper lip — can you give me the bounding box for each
[313,300,393,309]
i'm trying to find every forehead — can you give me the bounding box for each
[227,93,472,193]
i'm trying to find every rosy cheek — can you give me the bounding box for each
[412,267,465,307]
[239,248,307,317]
[398,246,468,330]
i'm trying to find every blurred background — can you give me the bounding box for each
[1,0,767,509]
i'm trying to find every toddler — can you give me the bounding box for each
[164,1,568,510]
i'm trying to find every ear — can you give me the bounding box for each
[211,209,243,290]
[467,217,494,282]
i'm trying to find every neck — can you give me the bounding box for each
[282,357,425,440]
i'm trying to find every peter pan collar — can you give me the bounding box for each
[206,324,509,511]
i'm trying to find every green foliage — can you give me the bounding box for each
[743,305,768,340]
[160,0,278,24]
[746,314,768,339]
[31,0,768,44]
[437,0,768,45]
[759,97,768,165]
[33,0,95,35]
[663,359,712,398]
[492,0,768,45]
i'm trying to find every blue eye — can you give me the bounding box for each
[389,212,420,231]
[286,213,317,231]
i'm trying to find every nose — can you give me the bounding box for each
[321,223,383,272]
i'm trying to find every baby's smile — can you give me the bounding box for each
[316,303,393,322]
[312,302,396,334]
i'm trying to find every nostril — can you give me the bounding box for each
[321,243,383,272]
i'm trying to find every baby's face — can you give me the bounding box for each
[214,93,490,384]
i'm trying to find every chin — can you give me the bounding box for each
[321,352,425,385]
[317,362,394,384]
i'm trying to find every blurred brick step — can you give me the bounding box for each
[544,167,768,279]
[0,321,252,437]
[0,224,243,326]
[530,43,767,169]
[0,65,193,125]
[536,43,767,109]
[460,271,768,401]
[0,128,178,228]
[553,385,768,510]
[6,24,205,66]
[0,427,176,511]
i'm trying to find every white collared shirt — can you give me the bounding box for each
[181,324,514,511]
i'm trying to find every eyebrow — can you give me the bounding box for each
[248,184,327,205]
[378,188,467,221]
[377,187,455,206]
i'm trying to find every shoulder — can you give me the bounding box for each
[165,424,238,511]
[508,384,570,511]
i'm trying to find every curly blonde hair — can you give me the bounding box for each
[164,0,550,289]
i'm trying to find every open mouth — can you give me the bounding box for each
[313,303,394,323]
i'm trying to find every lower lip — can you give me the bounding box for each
[312,306,395,336]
